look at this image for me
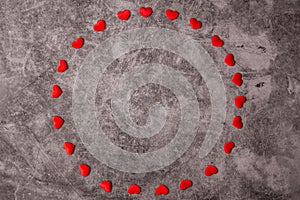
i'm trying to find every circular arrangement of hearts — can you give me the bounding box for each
[51,7,247,197]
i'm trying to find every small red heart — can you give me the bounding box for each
[232,72,243,86]
[78,164,90,177]
[232,116,243,129]
[100,180,112,193]
[57,60,68,73]
[52,116,64,129]
[118,9,131,20]
[128,184,141,194]
[63,142,75,155]
[155,184,169,195]
[211,35,224,47]
[205,165,218,176]
[224,53,235,66]
[72,37,84,49]
[165,9,179,20]
[93,20,106,32]
[51,84,62,98]
[139,7,153,18]
[234,96,247,108]
[224,141,235,154]
[189,18,202,29]
[179,180,193,191]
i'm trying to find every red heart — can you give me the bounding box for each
[155,184,169,195]
[224,141,235,154]
[118,9,131,20]
[224,53,235,66]
[232,116,243,129]
[179,180,193,190]
[51,84,62,98]
[57,60,68,73]
[204,165,218,176]
[63,142,75,155]
[100,180,112,193]
[52,116,64,129]
[72,37,84,49]
[128,184,141,194]
[139,7,153,18]
[211,35,224,47]
[232,72,243,86]
[189,18,202,29]
[78,164,90,177]
[234,96,246,108]
[93,20,106,32]
[165,9,179,20]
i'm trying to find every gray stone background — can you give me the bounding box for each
[0,0,299,199]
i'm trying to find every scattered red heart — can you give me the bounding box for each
[155,184,169,195]
[232,72,243,86]
[165,9,179,20]
[189,18,202,29]
[128,184,141,194]
[118,9,131,20]
[52,116,64,129]
[179,180,193,190]
[100,180,112,193]
[224,142,235,154]
[57,60,68,73]
[78,164,90,177]
[139,7,153,18]
[64,142,75,155]
[234,96,246,108]
[205,165,218,176]
[51,84,62,98]
[211,35,224,47]
[224,53,235,66]
[93,20,106,32]
[72,37,84,49]
[232,116,243,129]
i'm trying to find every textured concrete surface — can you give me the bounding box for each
[0,0,299,199]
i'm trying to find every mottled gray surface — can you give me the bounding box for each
[0,0,299,200]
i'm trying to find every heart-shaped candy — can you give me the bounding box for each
[165,9,179,20]
[234,96,246,108]
[212,35,224,47]
[78,164,90,177]
[63,142,75,155]
[205,165,218,176]
[118,9,130,20]
[224,53,235,66]
[128,184,141,194]
[232,72,243,86]
[224,141,235,154]
[52,116,64,129]
[100,180,112,193]
[189,18,202,29]
[51,84,62,98]
[139,7,153,18]
[232,116,243,129]
[155,184,169,195]
[72,37,84,49]
[57,60,68,73]
[93,20,106,32]
[179,180,193,190]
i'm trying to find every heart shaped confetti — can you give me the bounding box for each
[234,96,247,108]
[224,53,235,66]
[166,9,179,20]
[52,116,64,129]
[155,184,169,195]
[224,142,235,154]
[232,116,243,129]
[189,18,202,29]
[57,60,68,73]
[211,35,224,47]
[51,84,62,98]
[72,37,84,49]
[63,142,75,155]
[78,164,90,177]
[100,180,112,193]
[93,19,106,32]
[128,184,141,195]
[118,9,131,20]
[232,72,243,86]
[139,7,153,18]
[205,165,218,176]
[179,180,193,191]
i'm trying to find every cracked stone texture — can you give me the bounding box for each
[0,0,299,199]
